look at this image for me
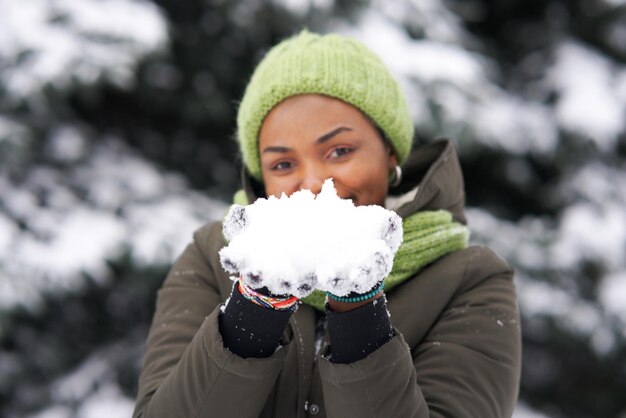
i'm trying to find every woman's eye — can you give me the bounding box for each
[329,147,353,158]
[272,161,293,171]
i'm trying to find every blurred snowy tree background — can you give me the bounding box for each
[1,0,625,417]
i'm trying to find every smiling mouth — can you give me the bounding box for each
[343,195,357,204]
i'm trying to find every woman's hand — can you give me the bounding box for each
[219,179,402,301]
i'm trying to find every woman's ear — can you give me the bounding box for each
[388,149,398,170]
[388,150,401,187]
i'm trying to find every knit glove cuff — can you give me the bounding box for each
[219,283,294,358]
[326,294,394,364]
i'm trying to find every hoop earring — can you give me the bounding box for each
[389,165,402,187]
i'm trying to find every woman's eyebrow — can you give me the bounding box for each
[262,145,291,153]
[316,126,353,144]
[262,126,353,153]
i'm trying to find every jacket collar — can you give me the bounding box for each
[241,138,466,225]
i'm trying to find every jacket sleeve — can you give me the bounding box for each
[133,226,289,418]
[318,247,521,418]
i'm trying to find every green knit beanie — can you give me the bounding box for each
[237,30,414,180]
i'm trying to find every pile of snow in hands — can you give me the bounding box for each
[220,179,403,298]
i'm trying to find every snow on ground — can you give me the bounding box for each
[0,135,228,313]
[0,0,168,99]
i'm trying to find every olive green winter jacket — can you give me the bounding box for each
[133,139,521,418]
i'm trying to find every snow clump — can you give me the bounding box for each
[219,179,403,298]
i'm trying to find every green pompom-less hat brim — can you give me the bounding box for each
[237,30,414,180]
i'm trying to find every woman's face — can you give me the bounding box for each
[259,94,397,207]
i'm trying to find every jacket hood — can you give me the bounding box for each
[387,139,466,224]
[241,138,466,225]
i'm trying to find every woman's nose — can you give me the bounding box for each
[299,168,326,195]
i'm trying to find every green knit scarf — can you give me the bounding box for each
[301,210,470,311]
[231,191,469,312]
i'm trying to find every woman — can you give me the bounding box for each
[133,31,521,417]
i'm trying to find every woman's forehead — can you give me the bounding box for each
[259,94,375,142]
